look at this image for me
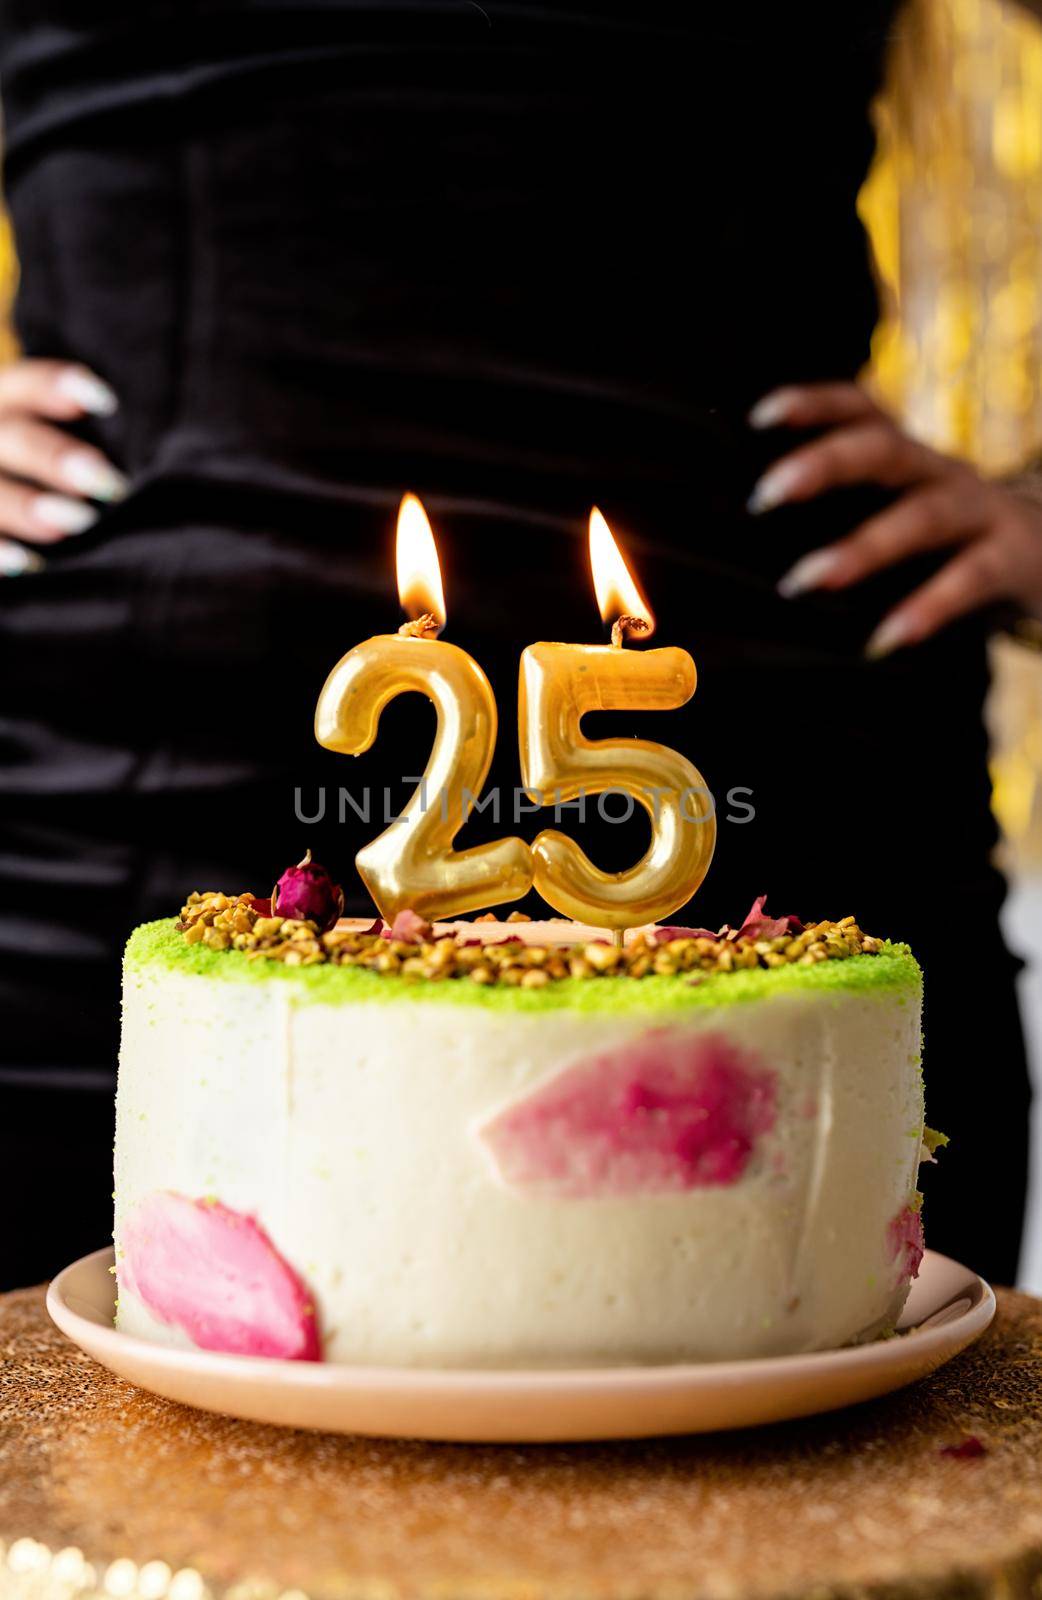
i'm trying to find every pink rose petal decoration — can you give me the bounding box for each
[648,897,803,946]
[388,908,433,943]
[733,895,804,942]
[481,1032,777,1198]
[887,1204,926,1285]
[119,1192,321,1360]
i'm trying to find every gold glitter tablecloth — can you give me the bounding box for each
[3,1287,1042,1600]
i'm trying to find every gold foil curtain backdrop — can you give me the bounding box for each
[860,0,1042,867]
[862,0,1042,474]
[0,210,16,367]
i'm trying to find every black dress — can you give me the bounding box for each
[0,1,1029,1288]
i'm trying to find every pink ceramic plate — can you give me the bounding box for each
[47,1248,994,1442]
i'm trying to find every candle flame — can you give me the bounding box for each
[396,493,446,633]
[588,507,655,639]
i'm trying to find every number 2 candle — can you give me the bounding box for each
[314,495,533,923]
[518,508,716,932]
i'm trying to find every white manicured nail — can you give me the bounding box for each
[748,460,804,514]
[0,542,44,576]
[60,449,128,501]
[54,368,119,416]
[777,547,842,598]
[748,390,797,429]
[865,613,915,660]
[32,494,99,534]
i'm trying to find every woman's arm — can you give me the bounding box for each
[748,382,1042,656]
[0,359,126,576]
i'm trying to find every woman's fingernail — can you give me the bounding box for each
[865,613,915,660]
[777,547,843,598]
[54,368,119,416]
[748,390,797,429]
[0,542,44,576]
[748,460,804,514]
[31,494,99,534]
[60,449,128,501]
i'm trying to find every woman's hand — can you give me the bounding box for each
[0,359,126,577]
[748,382,1042,657]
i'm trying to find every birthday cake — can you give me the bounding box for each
[114,883,931,1368]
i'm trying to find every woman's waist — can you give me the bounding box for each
[8,101,875,464]
[115,378,750,529]
[6,462,997,672]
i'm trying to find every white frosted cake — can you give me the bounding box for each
[114,888,931,1368]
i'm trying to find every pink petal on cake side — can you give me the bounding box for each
[887,1203,926,1286]
[119,1193,321,1360]
[480,1032,777,1198]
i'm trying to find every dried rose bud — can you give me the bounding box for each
[271,850,345,932]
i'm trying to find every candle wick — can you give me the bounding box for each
[398,613,441,639]
[610,615,650,649]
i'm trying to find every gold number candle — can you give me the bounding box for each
[519,508,716,931]
[315,495,533,923]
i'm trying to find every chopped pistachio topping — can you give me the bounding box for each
[175,892,885,986]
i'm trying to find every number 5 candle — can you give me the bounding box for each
[314,495,533,923]
[518,508,716,932]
